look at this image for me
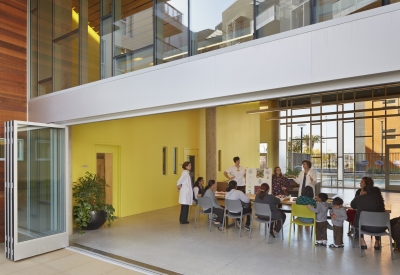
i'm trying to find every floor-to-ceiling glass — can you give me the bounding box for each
[190,0,253,55]
[113,0,154,75]
[155,0,188,63]
[276,83,400,190]
[29,0,399,97]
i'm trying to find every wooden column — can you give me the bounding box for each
[206,108,217,182]
[0,0,27,243]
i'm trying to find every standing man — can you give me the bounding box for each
[224,156,246,193]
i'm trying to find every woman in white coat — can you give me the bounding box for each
[293,160,317,197]
[177,161,193,224]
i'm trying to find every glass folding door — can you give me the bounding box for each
[5,121,68,261]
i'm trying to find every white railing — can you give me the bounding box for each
[256,5,280,30]
[333,0,378,18]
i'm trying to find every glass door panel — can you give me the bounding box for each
[5,121,68,261]
[386,145,400,191]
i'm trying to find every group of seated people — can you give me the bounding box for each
[193,176,286,236]
[192,175,399,252]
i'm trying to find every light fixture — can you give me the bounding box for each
[133,57,143,61]
[259,106,268,110]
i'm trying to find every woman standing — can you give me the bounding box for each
[293,160,317,197]
[177,161,193,224]
[272,166,290,196]
[224,156,246,193]
[193,177,205,204]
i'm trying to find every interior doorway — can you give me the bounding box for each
[94,144,120,216]
[96,153,113,205]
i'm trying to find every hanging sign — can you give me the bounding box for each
[375,160,384,166]
[393,160,400,166]
[361,160,369,166]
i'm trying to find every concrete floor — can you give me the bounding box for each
[69,188,400,275]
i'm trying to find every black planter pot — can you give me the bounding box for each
[82,210,106,230]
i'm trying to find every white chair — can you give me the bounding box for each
[194,197,214,231]
[352,211,394,259]
[249,202,284,243]
[223,199,251,237]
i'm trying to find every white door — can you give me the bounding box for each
[5,120,68,261]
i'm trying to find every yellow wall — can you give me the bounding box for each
[71,104,260,218]
[216,102,260,182]
[72,110,203,217]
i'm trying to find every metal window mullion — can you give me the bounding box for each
[353,111,356,188]
[12,121,18,254]
[112,0,115,76]
[187,0,191,57]
[50,129,55,231]
[153,0,156,66]
[253,0,256,39]
[27,131,31,234]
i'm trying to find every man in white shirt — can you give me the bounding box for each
[224,156,246,193]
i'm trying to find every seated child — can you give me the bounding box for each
[296,186,316,223]
[329,197,347,248]
[308,193,329,246]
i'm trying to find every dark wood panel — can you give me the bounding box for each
[0,0,27,243]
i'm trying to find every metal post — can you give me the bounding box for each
[300,127,303,154]
[381,120,383,174]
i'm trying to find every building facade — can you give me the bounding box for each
[1,0,400,258]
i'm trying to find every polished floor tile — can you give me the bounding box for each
[69,188,400,275]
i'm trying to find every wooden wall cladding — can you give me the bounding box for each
[0,0,27,243]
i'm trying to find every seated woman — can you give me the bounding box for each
[295,186,316,223]
[192,177,205,204]
[225,180,252,231]
[255,183,287,238]
[202,180,224,231]
[347,177,374,235]
[351,185,386,250]
[272,166,290,196]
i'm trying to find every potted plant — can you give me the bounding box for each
[73,172,117,233]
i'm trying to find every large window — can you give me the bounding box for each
[29,0,397,97]
[190,0,253,55]
[277,84,400,189]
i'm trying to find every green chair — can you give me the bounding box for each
[288,204,316,246]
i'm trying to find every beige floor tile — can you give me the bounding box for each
[102,267,147,275]
[8,263,59,275]
[43,252,94,272]
[61,258,122,275]
[30,248,75,264]
[0,258,39,275]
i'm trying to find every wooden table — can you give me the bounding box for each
[215,193,392,213]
